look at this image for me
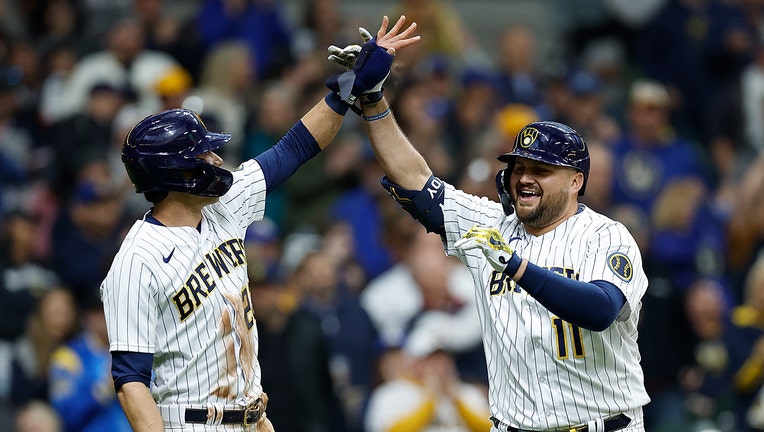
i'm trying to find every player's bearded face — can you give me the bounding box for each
[509,160,573,228]
[513,186,568,228]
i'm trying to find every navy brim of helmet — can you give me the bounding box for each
[497,150,576,170]
[199,132,232,153]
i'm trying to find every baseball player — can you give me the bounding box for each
[100,17,419,431]
[328,24,650,431]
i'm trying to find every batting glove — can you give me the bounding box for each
[327,27,373,70]
[454,226,523,276]
[325,27,390,107]
[327,44,362,70]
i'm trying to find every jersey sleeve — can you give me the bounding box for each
[101,251,158,353]
[441,183,506,256]
[219,159,267,229]
[579,220,648,312]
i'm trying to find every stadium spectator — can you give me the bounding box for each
[49,172,127,305]
[0,210,58,344]
[46,82,127,201]
[293,248,378,432]
[195,0,293,80]
[364,348,491,432]
[636,0,753,141]
[10,287,78,407]
[495,25,543,108]
[15,400,62,432]
[725,252,764,431]
[251,278,341,432]
[48,295,131,432]
[57,17,178,118]
[360,220,485,383]
[196,40,255,159]
[559,69,620,146]
[390,0,487,72]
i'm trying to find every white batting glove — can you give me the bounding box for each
[327,44,362,70]
[327,27,373,70]
[454,226,519,275]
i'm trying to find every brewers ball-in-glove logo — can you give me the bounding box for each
[607,252,633,281]
[519,127,539,148]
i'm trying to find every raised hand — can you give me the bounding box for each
[373,15,419,55]
[325,16,419,106]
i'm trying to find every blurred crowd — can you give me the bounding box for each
[2,0,764,431]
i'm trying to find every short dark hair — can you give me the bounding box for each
[144,190,168,204]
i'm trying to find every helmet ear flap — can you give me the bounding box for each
[495,168,514,216]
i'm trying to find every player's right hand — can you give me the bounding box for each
[455,226,515,274]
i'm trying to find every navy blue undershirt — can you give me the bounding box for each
[112,351,153,390]
[111,120,320,389]
[514,262,627,331]
[254,120,320,192]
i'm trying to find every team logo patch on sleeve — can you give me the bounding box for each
[607,252,633,281]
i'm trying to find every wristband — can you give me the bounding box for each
[503,253,523,278]
[324,92,350,116]
[362,108,391,122]
[360,91,383,105]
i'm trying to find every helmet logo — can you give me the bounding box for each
[519,127,539,148]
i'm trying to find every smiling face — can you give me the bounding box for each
[509,157,583,234]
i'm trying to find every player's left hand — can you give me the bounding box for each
[325,16,419,105]
[327,43,362,70]
[455,226,516,274]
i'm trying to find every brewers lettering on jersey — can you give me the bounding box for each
[100,18,419,432]
[345,43,650,430]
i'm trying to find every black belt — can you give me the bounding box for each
[490,413,631,432]
[185,398,264,426]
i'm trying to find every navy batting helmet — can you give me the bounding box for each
[122,109,233,197]
[495,121,590,214]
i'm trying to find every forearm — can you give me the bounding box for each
[361,98,432,190]
[301,96,345,150]
[117,382,164,432]
[511,261,626,331]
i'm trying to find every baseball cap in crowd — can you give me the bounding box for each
[494,103,539,140]
[245,217,279,244]
[154,66,193,98]
[72,180,116,204]
[461,67,500,90]
[0,64,23,93]
[568,70,601,97]
[629,79,670,108]
[89,81,121,94]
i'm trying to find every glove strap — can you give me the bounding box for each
[359,91,383,106]
[324,92,350,116]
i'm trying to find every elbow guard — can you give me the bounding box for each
[380,175,445,235]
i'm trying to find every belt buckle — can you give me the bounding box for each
[243,399,263,426]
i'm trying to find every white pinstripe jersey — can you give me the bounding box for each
[101,160,266,408]
[437,178,650,429]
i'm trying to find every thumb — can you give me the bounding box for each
[359,27,373,42]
